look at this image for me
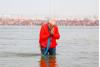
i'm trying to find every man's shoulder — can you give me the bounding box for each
[54,25,58,28]
[41,23,48,29]
[41,23,48,27]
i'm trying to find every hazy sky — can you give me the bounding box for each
[0,0,99,18]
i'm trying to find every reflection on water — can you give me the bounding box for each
[39,56,57,67]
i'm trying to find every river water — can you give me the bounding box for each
[0,26,99,67]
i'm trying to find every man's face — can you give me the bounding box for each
[48,22,55,29]
[48,19,56,29]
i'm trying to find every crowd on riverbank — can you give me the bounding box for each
[0,17,99,26]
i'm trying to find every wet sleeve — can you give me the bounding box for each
[53,26,60,39]
[40,25,50,40]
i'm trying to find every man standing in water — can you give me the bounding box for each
[39,19,60,56]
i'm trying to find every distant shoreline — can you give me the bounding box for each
[0,17,99,26]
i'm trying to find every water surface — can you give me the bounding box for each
[0,26,99,67]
